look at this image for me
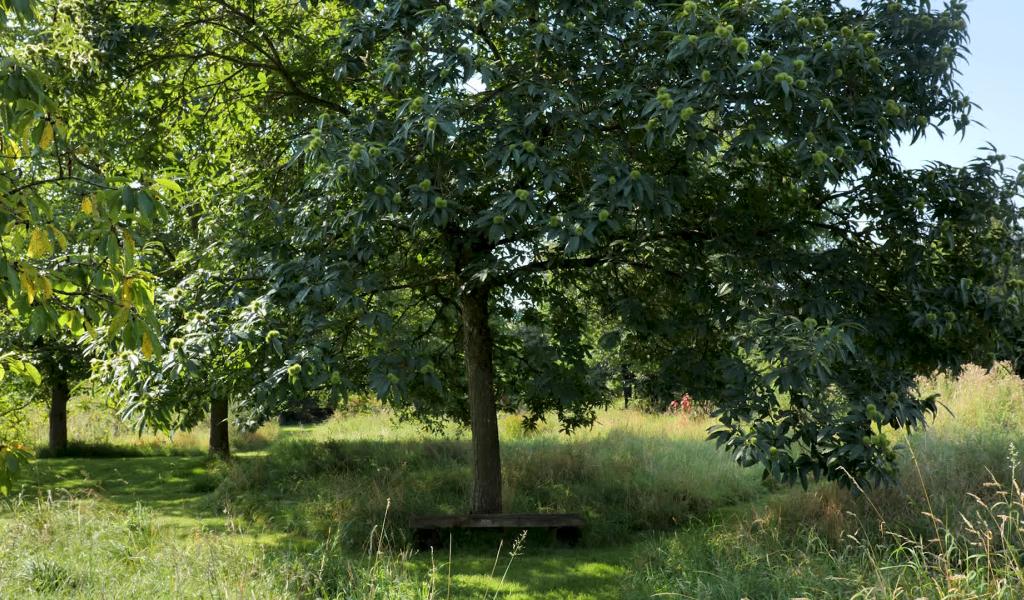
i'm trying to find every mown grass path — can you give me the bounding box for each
[10,445,659,598]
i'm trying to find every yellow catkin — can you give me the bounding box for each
[120,278,133,305]
[81,196,94,215]
[39,122,54,150]
[39,276,53,300]
[18,272,35,304]
[141,332,154,359]
[27,228,52,259]
[49,226,67,250]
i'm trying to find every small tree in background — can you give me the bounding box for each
[34,337,88,455]
[1,0,168,485]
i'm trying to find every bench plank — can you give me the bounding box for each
[410,513,584,530]
[410,513,585,549]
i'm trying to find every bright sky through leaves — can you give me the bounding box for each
[843,0,1024,167]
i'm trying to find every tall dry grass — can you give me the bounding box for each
[632,364,1024,598]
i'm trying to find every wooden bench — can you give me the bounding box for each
[410,513,585,549]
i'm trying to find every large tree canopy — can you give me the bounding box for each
[83,0,1022,512]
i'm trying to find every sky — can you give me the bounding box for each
[873,0,1024,168]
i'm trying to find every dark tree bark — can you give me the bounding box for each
[461,285,502,514]
[209,396,230,459]
[622,365,634,408]
[48,368,70,455]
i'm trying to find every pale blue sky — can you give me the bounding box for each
[867,0,1024,168]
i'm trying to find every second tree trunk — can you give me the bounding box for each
[209,396,230,458]
[48,369,69,455]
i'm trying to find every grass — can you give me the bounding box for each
[215,409,764,547]
[1,365,1024,598]
[627,365,1024,599]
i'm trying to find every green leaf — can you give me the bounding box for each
[137,190,156,219]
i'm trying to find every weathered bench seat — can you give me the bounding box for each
[410,513,585,548]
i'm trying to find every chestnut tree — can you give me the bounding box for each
[97,0,1022,512]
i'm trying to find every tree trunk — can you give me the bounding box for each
[209,396,230,459]
[622,364,634,409]
[48,368,69,455]
[461,285,502,514]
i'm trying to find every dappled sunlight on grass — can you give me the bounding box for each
[2,406,748,598]
[11,455,230,532]
[409,548,638,600]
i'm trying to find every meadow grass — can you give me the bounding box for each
[2,366,1024,598]
[215,409,764,547]
[630,365,1024,599]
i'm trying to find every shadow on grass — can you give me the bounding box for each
[14,454,243,531]
[35,441,204,459]
[6,431,705,599]
[8,428,752,598]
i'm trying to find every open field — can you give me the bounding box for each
[3,366,1024,599]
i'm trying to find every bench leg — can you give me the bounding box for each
[554,526,582,546]
[412,528,443,551]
